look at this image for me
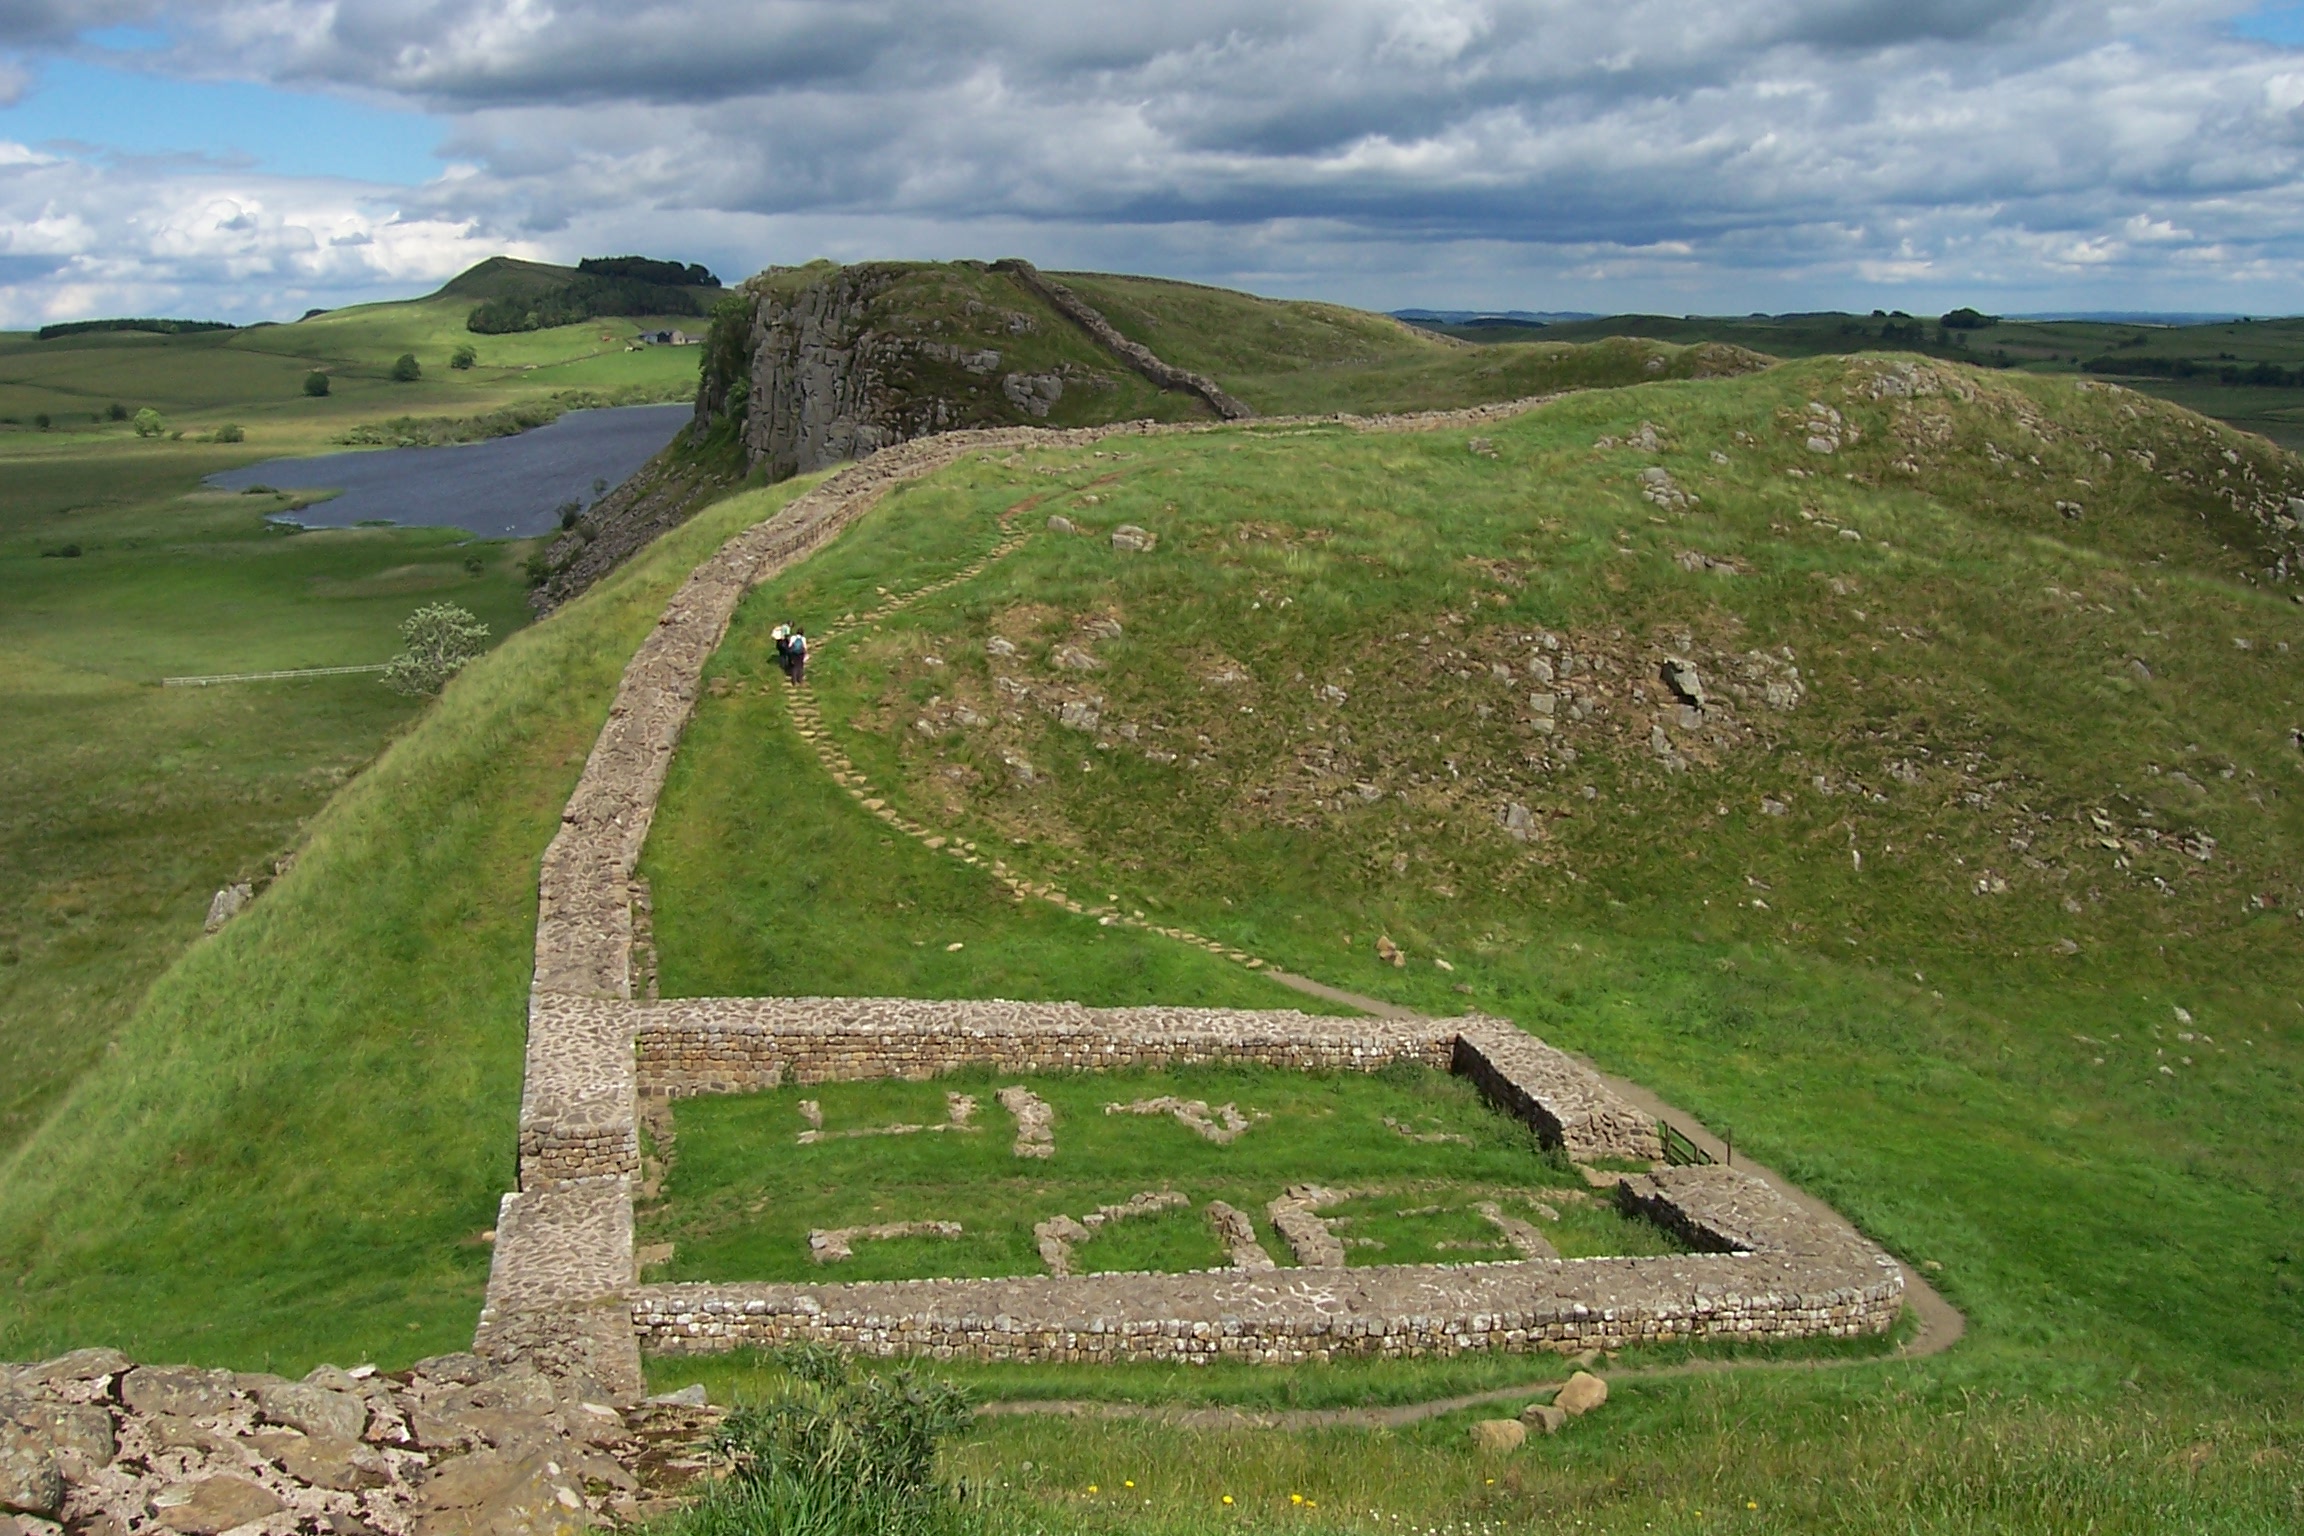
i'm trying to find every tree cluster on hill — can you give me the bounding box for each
[37,318,236,341]
[2085,354,2304,387]
[578,255,720,286]
[466,272,707,334]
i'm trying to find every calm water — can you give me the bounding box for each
[204,403,693,538]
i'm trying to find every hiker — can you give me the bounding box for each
[771,623,791,674]
[785,626,809,684]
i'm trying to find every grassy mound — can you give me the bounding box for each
[631,353,2304,1520]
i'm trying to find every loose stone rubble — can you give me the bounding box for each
[995,1085,1055,1158]
[1103,1097,1263,1143]
[1265,1185,1353,1268]
[0,1347,721,1536]
[809,1223,965,1264]
[1031,1192,1190,1276]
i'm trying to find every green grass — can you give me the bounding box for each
[1469,309,2304,453]
[1052,272,1766,415]
[640,1064,1666,1284]
[0,273,717,1154]
[623,352,2304,1527]
[0,433,544,1151]
[0,478,813,1368]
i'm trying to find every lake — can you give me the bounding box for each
[204,403,694,538]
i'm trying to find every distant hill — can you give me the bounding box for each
[432,255,724,336]
[1392,308,1599,325]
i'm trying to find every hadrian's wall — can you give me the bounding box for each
[478,403,1904,1396]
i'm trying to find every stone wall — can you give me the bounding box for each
[993,261,1256,421]
[631,1164,1902,1364]
[1451,1023,1663,1164]
[621,996,1658,1165]
[480,400,1909,1392]
[628,997,1455,1094]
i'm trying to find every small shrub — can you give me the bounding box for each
[381,603,491,697]
[106,402,127,421]
[303,372,331,397]
[450,345,477,370]
[40,543,82,559]
[666,1347,977,1536]
[132,408,166,438]
[557,500,584,530]
[34,413,49,430]
[210,423,245,443]
[391,353,422,382]
[462,555,485,575]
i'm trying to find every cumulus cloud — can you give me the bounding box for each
[0,145,532,324]
[5,1,2304,317]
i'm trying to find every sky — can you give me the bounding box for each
[6,2,2304,325]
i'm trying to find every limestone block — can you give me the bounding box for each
[1469,1419,1526,1453]
[1555,1371,1608,1416]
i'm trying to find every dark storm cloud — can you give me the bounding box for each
[6,2,2304,323]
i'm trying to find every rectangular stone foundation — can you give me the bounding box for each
[631,1167,1902,1364]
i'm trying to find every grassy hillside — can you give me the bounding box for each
[1055,270,1768,415]
[1463,309,2304,452]
[626,354,2303,1527]
[0,267,719,1156]
[0,478,809,1366]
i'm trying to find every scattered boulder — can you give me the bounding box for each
[1110,525,1157,553]
[203,884,252,934]
[1554,1370,1609,1417]
[1660,657,1706,707]
[1375,934,1406,967]
[1468,1419,1526,1454]
[1046,514,1076,534]
[1051,645,1103,672]
[1501,802,1539,842]
[1518,1402,1568,1434]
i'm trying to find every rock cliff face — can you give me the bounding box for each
[692,261,1213,482]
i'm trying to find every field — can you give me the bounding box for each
[5,263,2304,1530]
[1453,310,2304,453]
[0,281,706,1153]
[639,1064,1679,1285]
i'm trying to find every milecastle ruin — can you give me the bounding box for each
[478,375,1908,1399]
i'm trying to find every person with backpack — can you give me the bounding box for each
[771,623,792,675]
[785,626,809,684]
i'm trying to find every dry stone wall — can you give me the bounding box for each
[631,1164,1903,1365]
[993,261,1256,421]
[628,997,1455,1096]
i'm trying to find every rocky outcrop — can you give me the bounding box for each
[529,446,741,616]
[0,1348,721,1536]
[992,260,1255,420]
[690,260,1249,485]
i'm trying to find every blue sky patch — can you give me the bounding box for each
[3,56,443,185]
[2234,3,2304,45]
